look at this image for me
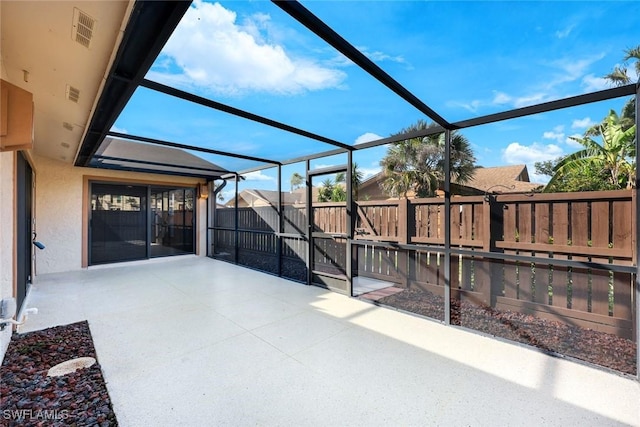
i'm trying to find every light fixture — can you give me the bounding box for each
[199,183,209,200]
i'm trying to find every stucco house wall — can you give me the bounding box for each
[33,155,207,275]
[0,152,16,359]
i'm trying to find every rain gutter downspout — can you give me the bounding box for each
[209,179,228,257]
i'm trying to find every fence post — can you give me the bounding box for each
[478,195,505,306]
[398,198,408,244]
[394,198,410,288]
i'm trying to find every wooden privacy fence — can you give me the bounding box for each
[214,205,307,275]
[214,190,636,339]
[355,190,636,339]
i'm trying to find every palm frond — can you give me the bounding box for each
[623,45,640,62]
[604,66,630,86]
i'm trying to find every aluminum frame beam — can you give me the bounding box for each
[272,0,451,129]
[141,79,353,152]
[453,84,637,129]
[92,155,228,176]
[107,131,277,166]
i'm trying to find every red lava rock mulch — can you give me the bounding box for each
[375,288,637,376]
[1,321,117,427]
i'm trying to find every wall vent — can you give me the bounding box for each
[72,8,95,48]
[66,85,80,103]
[62,122,74,131]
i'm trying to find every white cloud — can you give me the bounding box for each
[149,0,346,95]
[565,133,584,148]
[571,117,595,129]
[555,24,575,39]
[446,99,482,113]
[358,47,407,65]
[452,53,607,114]
[542,132,564,144]
[529,171,551,185]
[502,142,563,165]
[238,12,270,43]
[546,54,605,89]
[582,73,609,92]
[513,93,551,108]
[242,170,275,182]
[354,132,383,145]
[492,91,512,105]
[542,125,565,144]
[359,166,381,180]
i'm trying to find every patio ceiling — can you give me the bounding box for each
[0,1,133,163]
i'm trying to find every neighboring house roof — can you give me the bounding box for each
[462,164,542,194]
[359,164,541,199]
[225,187,318,207]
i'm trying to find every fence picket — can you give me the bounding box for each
[590,268,610,315]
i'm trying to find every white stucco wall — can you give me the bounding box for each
[0,152,16,361]
[33,155,206,275]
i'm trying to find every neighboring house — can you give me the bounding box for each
[225,189,299,208]
[224,187,320,208]
[358,164,541,200]
[462,164,542,194]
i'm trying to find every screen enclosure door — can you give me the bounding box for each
[308,168,350,294]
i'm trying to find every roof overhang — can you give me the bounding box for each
[75,1,192,167]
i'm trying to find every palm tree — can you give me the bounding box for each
[336,162,364,200]
[604,45,640,86]
[380,120,476,198]
[317,178,335,202]
[546,110,636,191]
[290,172,304,193]
[604,45,639,124]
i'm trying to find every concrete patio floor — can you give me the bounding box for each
[19,256,640,426]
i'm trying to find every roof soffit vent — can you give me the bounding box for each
[66,85,80,103]
[72,8,95,49]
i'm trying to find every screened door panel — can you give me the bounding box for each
[309,170,348,294]
[150,187,195,257]
[90,184,147,265]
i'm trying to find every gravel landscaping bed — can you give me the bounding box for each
[1,321,117,426]
[377,288,637,376]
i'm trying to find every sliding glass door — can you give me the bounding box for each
[150,187,195,257]
[89,183,195,265]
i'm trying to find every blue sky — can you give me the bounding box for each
[112,0,639,200]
